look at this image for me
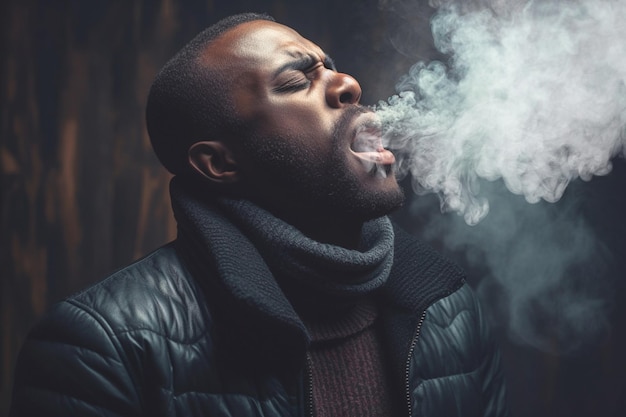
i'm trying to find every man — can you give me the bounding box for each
[10,12,507,417]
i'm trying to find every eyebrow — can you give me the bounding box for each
[272,54,337,79]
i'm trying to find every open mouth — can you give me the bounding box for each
[350,125,396,165]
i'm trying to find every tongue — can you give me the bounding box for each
[352,148,396,164]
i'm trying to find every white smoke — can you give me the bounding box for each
[376,0,624,354]
[376,0,626,225]
[400,180,615,354]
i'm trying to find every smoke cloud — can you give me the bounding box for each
[376,0,626,225]
[378,0,624,354]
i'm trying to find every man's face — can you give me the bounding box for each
[204,20,404,222]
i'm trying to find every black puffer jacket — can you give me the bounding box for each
[10,225,507,417]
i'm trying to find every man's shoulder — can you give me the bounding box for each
[12,243,217,416]
[425,282,480,324]
[71,242,187,304]
[58,242,209,341]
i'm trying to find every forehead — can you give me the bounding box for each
[201,20,326,71]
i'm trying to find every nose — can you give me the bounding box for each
[326,72,362,107]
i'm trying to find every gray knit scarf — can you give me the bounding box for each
[171,178,394,319]
[216,197,395,297]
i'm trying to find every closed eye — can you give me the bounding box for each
[273,76,311,93]
[271,53,337,93]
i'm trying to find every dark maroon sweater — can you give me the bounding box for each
[304,301,393,417]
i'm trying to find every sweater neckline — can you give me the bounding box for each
[304,300,379,344]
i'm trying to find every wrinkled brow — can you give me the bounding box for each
[272,53,337,79]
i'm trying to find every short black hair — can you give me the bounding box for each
[145,12,275,176]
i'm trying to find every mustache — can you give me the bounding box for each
[332,105,371,145]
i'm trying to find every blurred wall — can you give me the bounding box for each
[2,0,625,416]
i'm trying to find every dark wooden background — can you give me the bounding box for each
[2,1,625,416]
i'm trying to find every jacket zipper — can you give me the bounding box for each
[304,353,314,417]
[405,310,427,417]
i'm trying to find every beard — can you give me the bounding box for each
[239,106,405,223]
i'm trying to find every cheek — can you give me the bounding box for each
[259,98,335,138]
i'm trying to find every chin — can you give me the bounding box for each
[343,186,406,222]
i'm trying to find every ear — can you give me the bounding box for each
[188,141,239,184]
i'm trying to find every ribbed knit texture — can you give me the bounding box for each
[305,302,393,417]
